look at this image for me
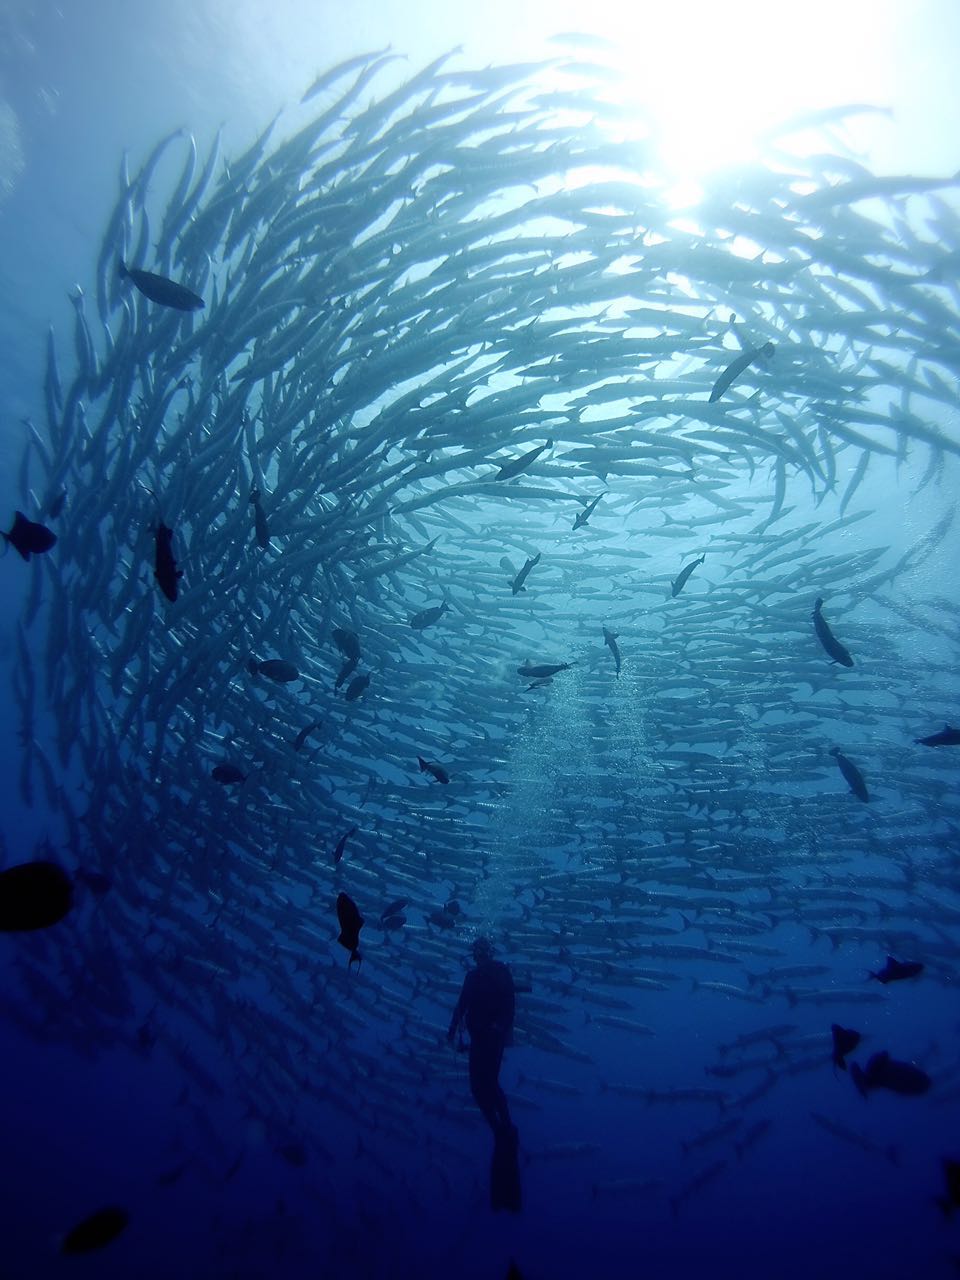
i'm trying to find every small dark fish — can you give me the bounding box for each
[76,868,112,896]
[248,658,300,683]
[2,510,57,561]
[121,261,204,311]
[333,827,357,865]
[410,601,449,630]
[869,956,924,984]
[249,487,270,549]
[494,438,552,481]
[293,721,321,751]
[45,490,67,519]
[381,914,406,931]
[511,553,541,595]
[336,892,364,969]
[154,521,182,602]
[671,554,705,597]
[603,626,621,675]
[831,1024,861,1071]
[573,493,605,530]
[345,673,370,702]
[335,656,359,689]
[830,747,869,802]
[517,660,572,679]
[709,341,775,402]
[418,756,450,784]
[0,860,73,931]
[916,724,960,747]
[812,597,854,667]
[61,1206,129,1254]
[851,1050,931,1099]
[212,763,246,785]
[380,899,408,922]
[332,627,361,662]
[444,899,461,916]
[277,1142,308,1167]
[936,1158,960,1218]
[428,908,457,929]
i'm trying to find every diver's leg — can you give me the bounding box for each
[491,1040,512,1130]
[469,1037,501,1133]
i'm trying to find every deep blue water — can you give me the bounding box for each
[2,4,960,1278]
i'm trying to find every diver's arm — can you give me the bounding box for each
[447,980,468,1041]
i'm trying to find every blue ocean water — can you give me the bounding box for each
[2,4,960,1278]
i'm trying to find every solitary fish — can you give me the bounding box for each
[494,439,552,481]
[0,860,73,931]
[831,1024,861,1071]
[336,892,364,968]
[121,262,204,311]
[410,601,449,630]
[915,724,960,747]
[249,487,270,549]
[418,756,450,784]
[603,626,621,675]
[61,1206,129,1254]
[830,747,869,802]
[154,520,182,602]
[869,956,923,984]
[292,721,321,751]
[345,673,370,702]
[511,553,541,595]
[573,493,605,530]
[2,510,57,560]
[517,660,572,679]
[936,1158,960,1218]
[709,342,775,402]
[248,658,299,683]
[332,628,361,661]
[671,554,705,598]
[813,598,854,667]
[851,1050,931,1098]
[212,763,246,785]
[380,899,408,922]
[333,827,357,865]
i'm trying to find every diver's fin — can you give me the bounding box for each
[490,1124,522,1213]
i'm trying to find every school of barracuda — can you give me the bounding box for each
[6,42,960,1226]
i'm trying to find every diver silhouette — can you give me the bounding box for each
[448,937,521,1211]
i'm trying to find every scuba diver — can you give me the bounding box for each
[448,936,521,1211]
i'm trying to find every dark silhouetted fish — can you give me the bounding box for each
[61,1206,129,1254]
[2,510,57,561]
[345,673,370,701]
[332,628,361,662]
[812,597,854,667]
[293,721,321,751]
[573,492,605,529]
[0,860,73,931]
[916,724,960,746]
[154,521,182,602]
[121,261,204,311]
[250,487,270,548]
[830,747,869,802]
[494,439,552,480]
[76,868,112,896]
[603,626,621,675]
[410,601,449,629]
[418,756,450,784]
[869,956,923,984]
[380,899,408,923]
[333,827,357,864]
[336,892,363,968]
[709,342,775,402]
[212,763,246,784]
[511,553,541,595]
[936,1158,960,1218]
[248,658,299,683]
[831,1024,861,1071]
[851,1051,931,1099]
[517,660,572,679]
[671,554,705,597]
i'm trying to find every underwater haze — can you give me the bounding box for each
[2,2,960,1277]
